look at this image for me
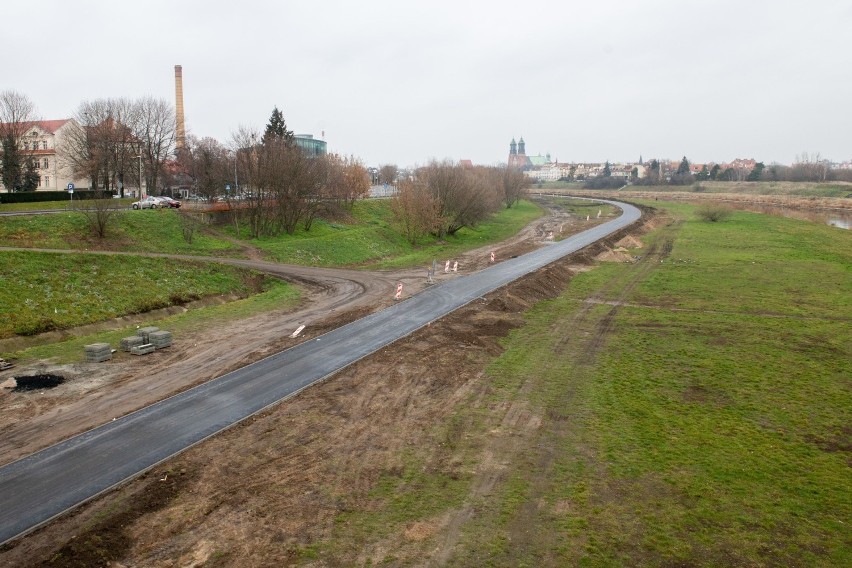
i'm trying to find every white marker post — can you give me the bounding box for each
[395,282,403,300]
[452,261,458,273]
[597,209,602,218]
[586,215,590,221]
[490,251,495,263]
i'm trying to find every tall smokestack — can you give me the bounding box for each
[174,65,186,151]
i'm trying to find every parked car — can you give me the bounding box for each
[158,196,182,208]
[131,196,165,210]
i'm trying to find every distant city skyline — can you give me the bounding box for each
[5,1,850,168]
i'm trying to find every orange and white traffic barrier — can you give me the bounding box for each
[444,260,450,273]
[490,251,495,262]
[452,261,458,273]
[395,282,403,300]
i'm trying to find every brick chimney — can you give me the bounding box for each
[174,65,185,151]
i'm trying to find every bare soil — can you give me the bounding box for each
[0,200,651,567]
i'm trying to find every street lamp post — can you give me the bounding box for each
[136,155,143,198]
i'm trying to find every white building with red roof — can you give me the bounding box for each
[0,118,88,192]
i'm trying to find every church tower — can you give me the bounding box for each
[508,136,529,170]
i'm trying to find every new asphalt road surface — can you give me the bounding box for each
[0,199,640,545]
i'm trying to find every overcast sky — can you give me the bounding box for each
[5,0,850,167]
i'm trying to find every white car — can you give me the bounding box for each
[131,196,165,210]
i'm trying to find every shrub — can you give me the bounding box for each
[14,316,57,336]
[695,203,733,222]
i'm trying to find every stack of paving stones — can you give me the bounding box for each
[130,343,156,356]
[120,336,145,352]
[136,326,160,343]
[84,343,112,363]
[148,330,173,349]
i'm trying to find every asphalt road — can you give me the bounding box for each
[0,199,640,546]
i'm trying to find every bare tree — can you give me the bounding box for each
[390,179,441,244]
[0,90,39,191]
[421,161,501,236]
[794,152,831,182]
[324,154,371,208]
[76,196,121,238]
[134,96,176,194]
[379,164,398,186]
[182,136,231,202]
[498,166,529,208]
[61,98,141,194]
[0,90,37,139]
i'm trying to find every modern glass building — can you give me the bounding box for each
[294,134,327,157]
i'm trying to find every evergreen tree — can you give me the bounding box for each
[262,106,294,146]
[677,156,690,175]
[602,161,611,177]
[696,164,709,181]
[1,135,22,191]
[22,158,39,191]
[747,162,765,182]
[709,164,721,180]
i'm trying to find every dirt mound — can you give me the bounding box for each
[596,248,634,263]
[616,235,644,249]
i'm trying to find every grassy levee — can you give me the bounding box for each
[316,203,851,565]
[3,279,299,363]
[244,199,544,268]
[0,251,283,340]
[0,208,241,255]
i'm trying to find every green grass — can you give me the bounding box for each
[458,204,852,565]
[2,278,299,362]
[0,208,242,255]
[246,199,544,269]
[0,251,269,339]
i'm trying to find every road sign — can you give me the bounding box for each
[225,184,231,193]
[67,183,74,192]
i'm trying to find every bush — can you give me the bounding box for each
[583,177,625,189]
[14,316,57,336]
[692,182,705,192]
[695,203,733,222]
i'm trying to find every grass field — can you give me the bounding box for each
[0,208,242,255]
[2,278,299,363]
[323,202,852,565]
[0,251,272,339]
[243,199,544,268]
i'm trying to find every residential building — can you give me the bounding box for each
[0,119,88,192]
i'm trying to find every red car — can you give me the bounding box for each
[157,196,182,208]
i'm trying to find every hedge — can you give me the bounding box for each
[0,190,113,203]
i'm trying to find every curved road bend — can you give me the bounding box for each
[0,199,640,546]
